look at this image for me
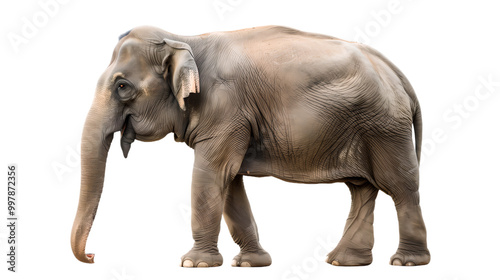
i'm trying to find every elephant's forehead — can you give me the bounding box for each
[116,38,143,57]
[113,39,147,64]
[110,39,149,78]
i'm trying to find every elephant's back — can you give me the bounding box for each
[225,26,415,131]
[222,26,415,139]
[234,26,361,73]
[231,26,384,99]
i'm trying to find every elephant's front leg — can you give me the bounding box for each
[181,162,226,268]
[224,175,272,267]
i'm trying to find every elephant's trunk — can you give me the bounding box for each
[71,100,117,264]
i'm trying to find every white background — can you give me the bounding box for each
[1,0,499,279]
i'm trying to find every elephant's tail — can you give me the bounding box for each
[413,100,422,164]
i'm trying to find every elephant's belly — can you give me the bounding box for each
[238,139,367,184]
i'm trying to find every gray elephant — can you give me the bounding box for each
[71,25,430,267]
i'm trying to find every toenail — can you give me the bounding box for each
[392,259,403,266]
[182,260,194,267]
[197,262,209,267]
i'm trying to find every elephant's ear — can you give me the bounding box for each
[162,39,200,111]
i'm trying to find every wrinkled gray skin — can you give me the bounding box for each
[71,25,430,267]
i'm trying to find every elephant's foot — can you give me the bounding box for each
[326,243,372,266]
[231,249,272,267]
[390,248,430,266]
[180,248,223,268]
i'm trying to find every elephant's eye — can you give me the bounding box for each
[115,80,136,102]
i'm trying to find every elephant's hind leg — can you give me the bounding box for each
[223,175,272,267]
[387,182,430,266]
[390,197,430,266]
[327,182,378,266]
[372,139,430,266]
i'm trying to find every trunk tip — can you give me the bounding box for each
[85,253,95,263]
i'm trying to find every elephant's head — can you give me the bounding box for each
[71,27,199,263]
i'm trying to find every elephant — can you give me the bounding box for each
[71,25,430,267]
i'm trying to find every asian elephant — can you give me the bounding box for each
[71,25,430,267]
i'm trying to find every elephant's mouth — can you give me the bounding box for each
[120,115,136,158]
[121,114,167,144]
[120,115,133,136]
